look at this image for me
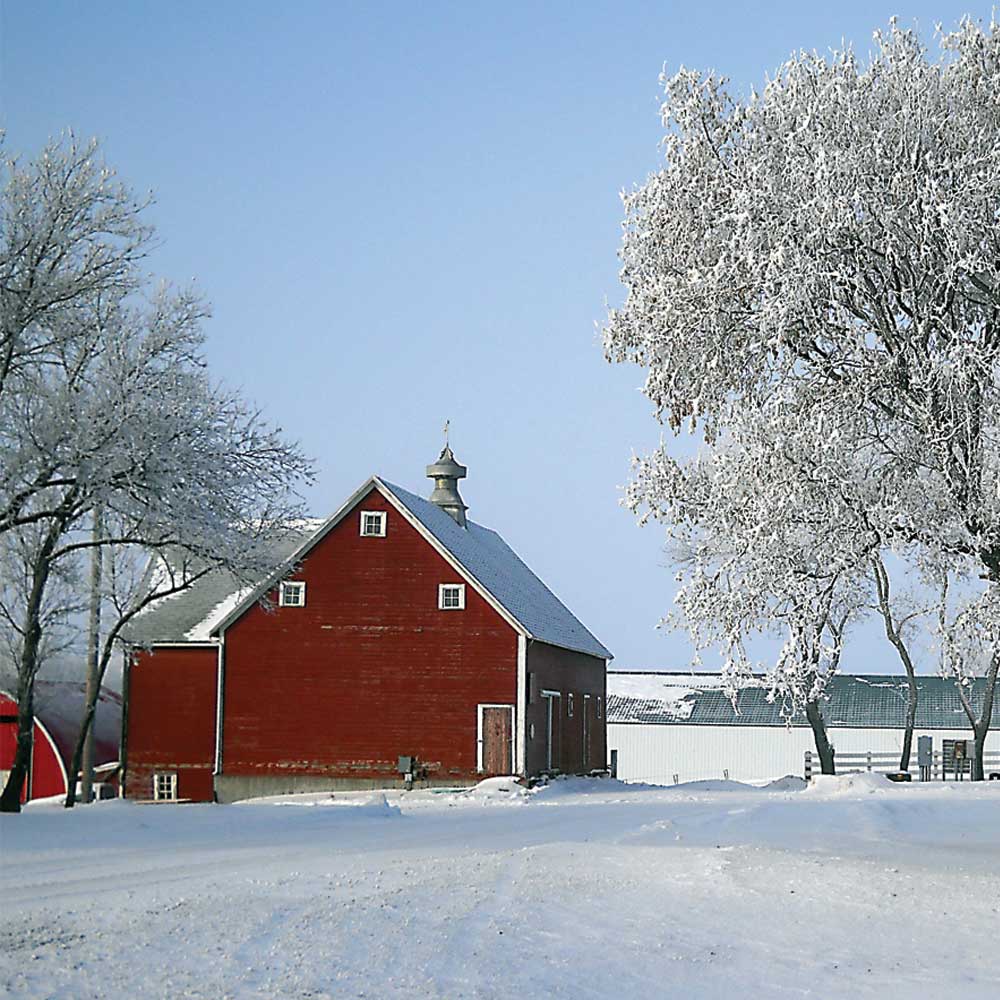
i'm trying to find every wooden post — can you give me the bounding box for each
[80,506,103,805]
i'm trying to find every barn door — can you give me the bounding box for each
[478,705,513,774]
[541,691,561,772]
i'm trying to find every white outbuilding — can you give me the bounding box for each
[607,671,1000,784]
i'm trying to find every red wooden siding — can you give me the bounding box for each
[525,641,607,776]
[221,488,518,783]
[124,646,217,801]
[0,692,66,802]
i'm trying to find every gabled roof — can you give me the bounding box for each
[132,476,611,660]
[607,672,999,730]
[378,479,611,659]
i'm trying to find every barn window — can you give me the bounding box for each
[567,693,574,718]
[360,511,387,537]
[279,581,306,607]
[438,583,465,610]
[597,696,603,720]
[153,772,177,801]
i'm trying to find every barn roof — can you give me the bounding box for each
[379,479,611,660]
[607,672,999,730]
[124,523,323,646]
[130,477,611,660]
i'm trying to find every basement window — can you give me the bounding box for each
[153,772,177,801]
[438,583,466,610]
[360,511,387,537]
[279,581,306,607]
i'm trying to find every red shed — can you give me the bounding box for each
[1,682,122,803]
[124,449,612,802]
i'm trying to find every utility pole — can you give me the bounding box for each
[80,506,103,804]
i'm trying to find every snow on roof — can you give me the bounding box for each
[379,479,611,660]
[607,672,999,729]
[604,674,709,721]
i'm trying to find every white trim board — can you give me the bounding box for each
[214,644,224,775]
[516,635,527,775]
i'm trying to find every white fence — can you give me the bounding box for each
[805,748,1000,780]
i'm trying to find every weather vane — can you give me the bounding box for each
[443,419,450,448]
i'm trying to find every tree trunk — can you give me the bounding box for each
[972,723,987,782]
[0,519,62,812]
[955,651,998,783]
[872,556,919,772]
[805,698,835,775]
[900,673,918,772]
[0,681,35,812]
[64,647,111,810]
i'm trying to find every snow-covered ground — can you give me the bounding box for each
[2,775,999,999]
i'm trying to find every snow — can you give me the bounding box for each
[183,586,252,641]
[3,777,1000,998]
[608,673,717,719]
[804,772,896,796]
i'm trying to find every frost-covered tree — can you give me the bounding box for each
[606,18,1000,775]
[0,138,313,812]
[630,400,875,773]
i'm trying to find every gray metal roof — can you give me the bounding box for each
[124,526,320,646]
[607,672,999,729]
[379,479,612,660]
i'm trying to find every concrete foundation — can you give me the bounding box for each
[213,772,473,804]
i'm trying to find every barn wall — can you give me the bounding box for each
[526,642,606,776]
[219,487,518,790]
[124,646,218,801]
[608,724,1000,785]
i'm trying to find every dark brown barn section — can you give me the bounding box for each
[123,449,611,802]
[526,642,607,777]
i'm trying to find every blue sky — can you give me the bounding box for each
[1,2,991,670]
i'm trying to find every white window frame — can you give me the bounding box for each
[438,583,466,610]
[279,580,306,607]
[476,703,515,773]
[360,510,387,537]
[153,772,177,801]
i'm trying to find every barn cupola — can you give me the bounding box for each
[426,442,468,528]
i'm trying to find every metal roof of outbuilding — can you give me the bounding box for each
[607,672,998,729]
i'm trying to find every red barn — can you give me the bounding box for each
[124,449,612,802]
[1,682,122,804]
